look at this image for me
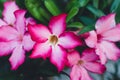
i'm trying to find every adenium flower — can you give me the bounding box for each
[85,13,120,64]
[67,49,106,80]
[0,1,35,70]
[28,14,81,71]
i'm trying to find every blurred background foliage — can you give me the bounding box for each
[0,0,120,80]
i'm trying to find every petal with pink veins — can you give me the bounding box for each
[0,41,16,56]
[0,26,18,41]
[84,62,106,74]
[23,33,35,51]
[0,19,7,26]
[2,1,19,25]
[30,41,52,59]
[14,10,26,34]
[95,13,116,34]
[28,24,51,42]
[50,45,67,72]
[81,49,99,62]
[102,24,120,42]
[9,45,25,70]
[70,65,81,80]
[49,14,67,36]
[67,50,80,66]
[96,44,107,64]
[59,32,81,49]
[100,41,120,61]
[85,31,97,48]
[80,67,93,80]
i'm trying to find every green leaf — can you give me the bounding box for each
[110,0,120,12]
[110,0,120,22]
[78,26,95,34]
[65,0,89,12]
[66,7,79,23]
[0,0,6,17]
[16,0,26,9]
[44,0,61,16]
[86,4,105,17]
[67,22,83,29]
[93,0,99,8]
[79,16,95,25]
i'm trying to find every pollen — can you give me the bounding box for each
[77,60,84,66]
[49,35,58,45]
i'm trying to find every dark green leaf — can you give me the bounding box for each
[44,0,61,16]
[67,22,83,29]
[86,4,105,17]
[110,0,120,12]
[66,7,79,23]
[78,26,95,34]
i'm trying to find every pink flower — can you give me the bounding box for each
[85,13,120,64]
[0,1,35,70]
[28,14,81,71]
[67,49,106,80]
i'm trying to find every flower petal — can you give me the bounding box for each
[59,32,81,49]
[84,62,106,74]
[0,19,7,26]
[67,50,80,66]
[2,1,19,25]
[14,10,26,34]
[85,31,97,48]
[81,49,99,62]
[0,41,16,56]
[80,67,93,80]
[23,33,35,51]
[49,14,67,36]
[30,41,52,59]
[102,24,120,42]
[70,65,81,80]
[95,13,116,34]
[0,26,18,41]
[100,41,120,61]
[26,17,36,26]
[50,45,67,72]
[9,45,25,70]
[28,24,51,42]
[96,44,107,64]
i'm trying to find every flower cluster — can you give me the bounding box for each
[0,1,120,80]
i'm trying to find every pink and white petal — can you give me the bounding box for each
[50,45,67,72]
[102,24,120,42]
[95,13,116,34]
[80,67,93,80]
[81,49,99,62]
[59,32,81,49]
[100,41,120,61]
[49,14,67,36]
[28,24,51,42]
[0,26,18,41]
[85,31,97,48]
[95,44,107,64]
[67,50,81,66]
[0,41,16,56]
[26,17,36,26]
[9,45,25,70]
[0,19,7,26]
[3,1,19,24]
[14,10,26,34]
[70,65,81,80]
[30,41,52,59]
[23,33,35,51]
[84,62,106,74]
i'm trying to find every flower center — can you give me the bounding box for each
[97,34,102,42]
[49,35,58,45]
[77,60,84,66]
